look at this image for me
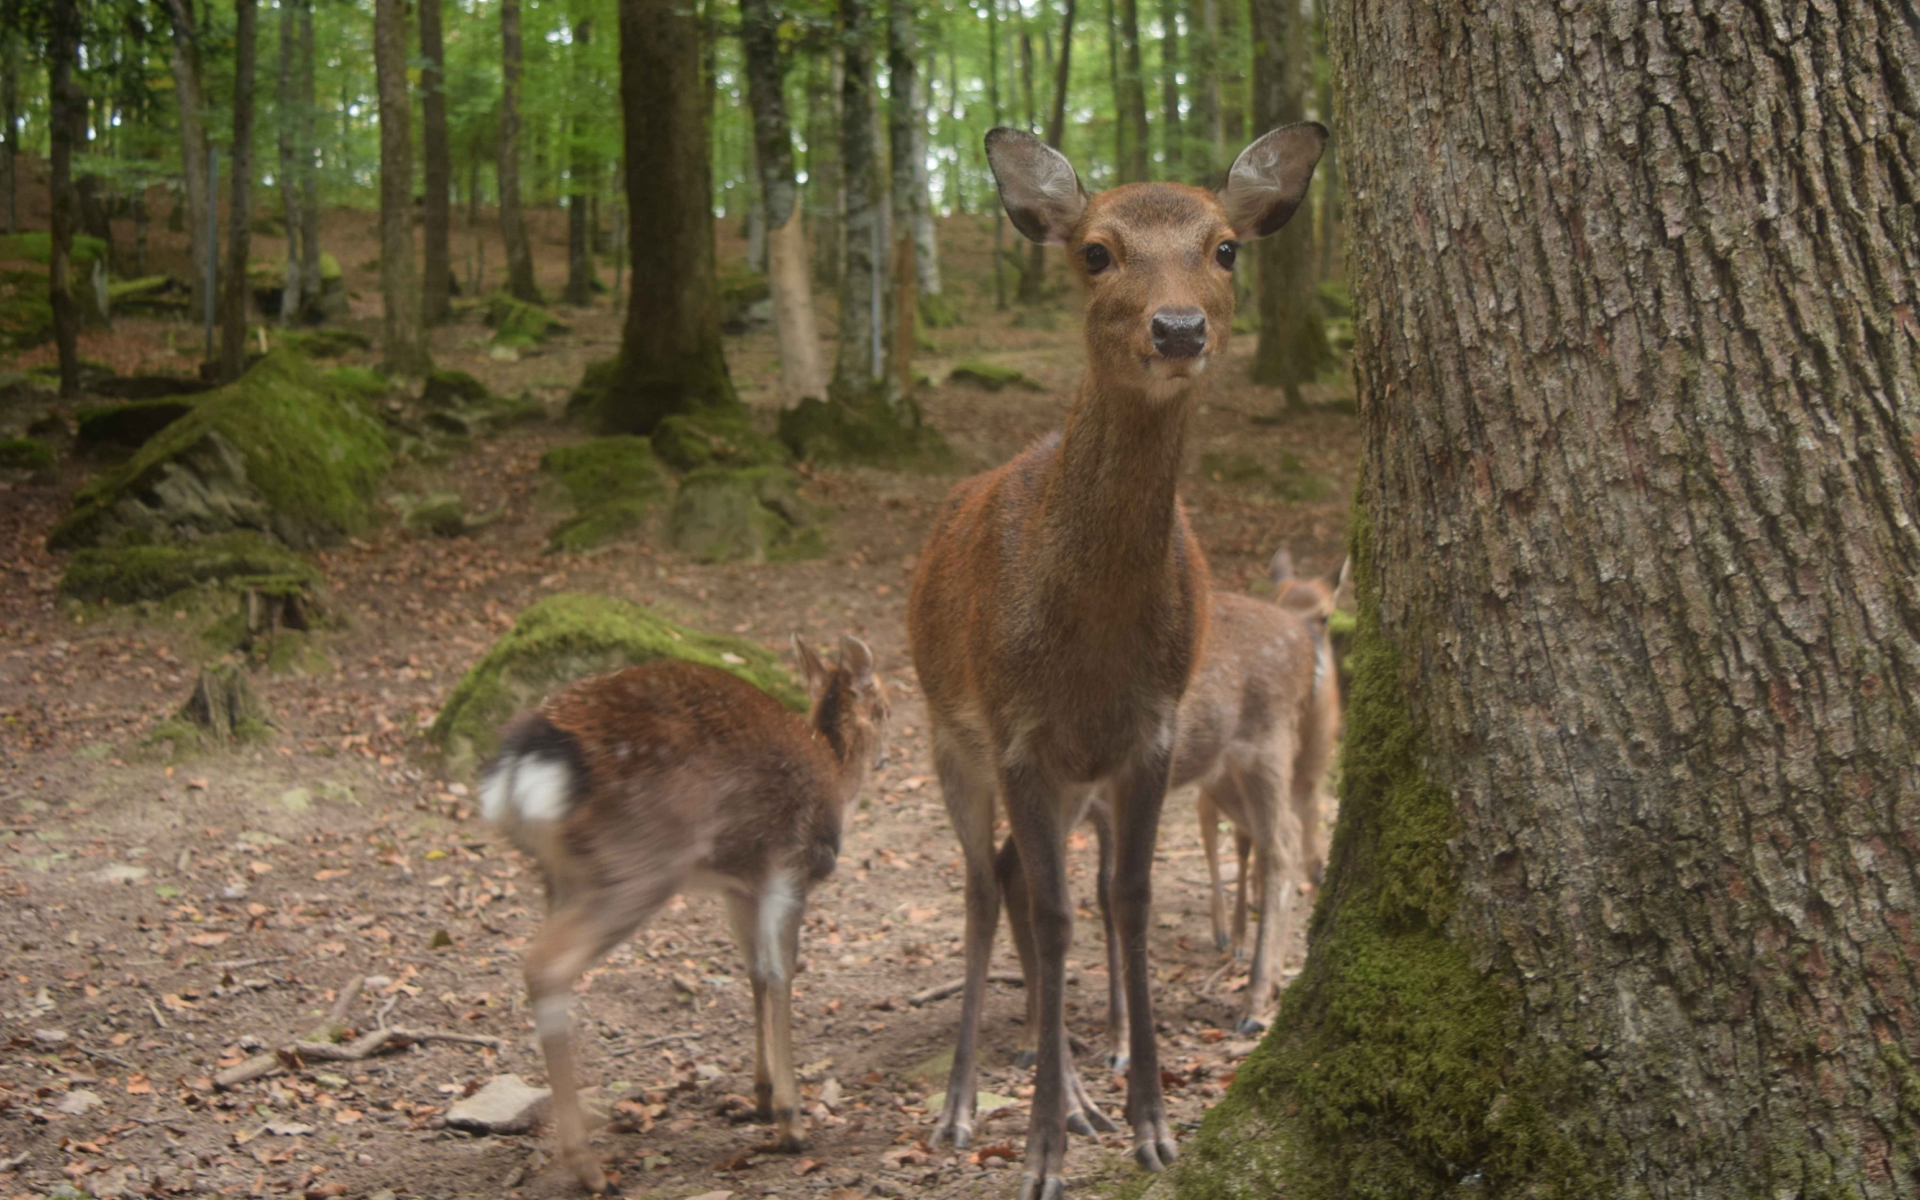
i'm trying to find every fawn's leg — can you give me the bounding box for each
[1232,825,1253,959]
[1002,760,1078,1200]
[1089,796,1130,1071]
[759,871,808,1151]
[931,734,1001,1151]
[722,893,774,1122]
[1110,754,1178,1174]
[1198,789,1230,954]
[1237,764,1296,1034]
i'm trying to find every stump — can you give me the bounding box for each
[177,664,273,743]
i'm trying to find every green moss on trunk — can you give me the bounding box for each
[430,592,803,775]
[566,353,743,437]
[1168,506,1592,1200]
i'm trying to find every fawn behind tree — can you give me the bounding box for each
[481,639,889,1193]
[908,122,1326,1199]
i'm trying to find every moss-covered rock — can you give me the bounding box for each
[0,233,110,349]
[0,437,55,471]
[150,664,275,759]
[397,492,473,538]
[281,327,373,359]
[48,350,392,551]
[107,275,188,315]
[540,436,669,552]
[322,366,392,405]
[430,592,804,775]
[917,291,963,330]
[718,262,773,333]
[487,296,570,348]
[59,532,322,604]
[422,368,491,409]
[776,383,951,468]
[668,466,829,563]
[76,399,198,451]
[651,411,789,472]
[947,361,1041,392]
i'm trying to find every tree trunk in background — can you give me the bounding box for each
[563,15,596,307]
[219,0,257,382]
[1156,0,1180,178]
[1186,0,1220,178]
[830,0,887,399]
[987,0,1005,309]
[277,0,304,326]
[1,17,16,234]
[499,0,540,302]
[374,0,429,376]
[1116,0,1149,181]
[1105,0,1123,175]
[908,43,941,299]
[296,0,322,317]
[741,0,827,404]
[804,49,844,289]
[1176,1,1920,1196]
[1020,0,1075,302]
[611,0,737,431]
[1017,18,1036,131]
[420,0,453,322]
[163,0,213,337]
[1217,0,1244,145]
[1246,0,1327,404]
[886,0,920,395]
[1311,0,1336,281]
[48,0,79,397]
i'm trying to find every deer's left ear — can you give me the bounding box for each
[1219,122,1329,240]
[793,633,829,698]
[838,635,876,689]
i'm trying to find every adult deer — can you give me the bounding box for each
[908,124,1327,1198]
[480,639,889,1193]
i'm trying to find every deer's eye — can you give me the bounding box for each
[1081,244,1113,274]
[1215,241,1239,270]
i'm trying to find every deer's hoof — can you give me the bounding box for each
[1214,931,1231,953]
[1106,1052,1130,1074]
[1019,1174,1068,1200]
[930,1116,973,1151]
[1013,1049,1038,1069]
[565,1151,609,1194]
[1236,1015,1268,1036]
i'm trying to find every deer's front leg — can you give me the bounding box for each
[1089,796,1130,1072]
[1111,755,1178,1174]
[931,738,1000,1152]
[1003,761,1076,1200]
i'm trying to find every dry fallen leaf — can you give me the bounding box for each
[187,932,230,947]
[333,1109,362,1124]
[792,1158,825,1176]
[124,1074,152,1095]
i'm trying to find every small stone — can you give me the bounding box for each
[265,1121,315,1136]
[54,1088,102,1114]
[219,883,249,900]
[94,863,151,885]
[276,787,312,813]
[444,1074,553,1135]
[32,1028,69,1046]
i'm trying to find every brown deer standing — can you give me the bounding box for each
[907,124,1326,1198]
[480,638,889,1193]
[1006,548,1349,1073]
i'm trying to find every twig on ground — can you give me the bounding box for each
[212,957,285,972]
[214,974,504,1090]
[78,1045,137,1070]
[910,972,1026,1006]
[145,998,170,1030]
[637,1033,703,1049]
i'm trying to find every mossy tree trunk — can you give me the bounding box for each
[1115,0,1149,182]
[374,0,430,377]
[886,0,920,397]
[276,0,304,326]
[830,0,887,400]
[1246,0,1328,408]
[499,0,540,303]
[163,0,213,338]
[609,0,738,434]
[219,0,257,383]
[562,15,596,308]
[296,0,323,319]
[420,0,453,324]
[1175,1,1920,1196]
[48,0,80,398]
[804,48,844,290]
[1184,0,1220,179]
[1,18,16,235]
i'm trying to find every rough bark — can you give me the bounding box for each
[48,0,79,398]
[1157,0,1180,178]
[609,0,738,432]
[296,0,322,318]
[375,0,429,377]
[741,0,827,404]
[499,0,540,303]
[220,0,258,383]
[830,0,887,398]
[420,0,453,323]
[1116,0,1150,182]
[1246,0,1328,404]
[1174,1,1920,1197]
[164,0,213,338]
[277,0,303,326]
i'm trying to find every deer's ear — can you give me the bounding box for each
[792,633,829,698]
[1268,546,1296,585]
[1219,122,1328,240]
[838,635,876,689]
[1334,556,1352,596]
[986,127,1088,245]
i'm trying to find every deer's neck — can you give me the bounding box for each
[1038,375,1194,599]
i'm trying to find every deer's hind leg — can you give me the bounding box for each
[726,871,809,1152]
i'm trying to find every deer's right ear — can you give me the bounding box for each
[792,633,828,698]
[1219,122,1329,240]
[1269,547,1296,585]
[986,127,1088,246]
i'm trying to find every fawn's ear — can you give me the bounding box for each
[793,633,829,698]
[986,127,1088,246]
[1268,546,1296,586]
[838,635,876,689]
[1219,122,1329,240]
[1334,556,1352,596]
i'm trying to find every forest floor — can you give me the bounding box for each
[0,205,1359,1200]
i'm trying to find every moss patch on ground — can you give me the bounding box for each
[281,328,373,359]
[0,233,109,349]
[1166,509,1591,1200]
[776,382,951,468]
[947,361,1042,392]
[487,296,570,348]
[651,411,789,472]
[668,465,829,563]
[430,592,803,775]
[48,349,393,550]
[59,532,321,605]
[540,436,670,552]
[1199,449,1335,502]
[0,437,55,471]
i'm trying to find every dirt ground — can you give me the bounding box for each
[0,205,1358,1200]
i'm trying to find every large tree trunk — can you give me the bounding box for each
[1185,0,1220,178]
[1246,0,1327,405]
[1,18,16,235]
[1019,0,1075,303]
[374,0,429,377]
[1217,0,1244,146]
[803,48,844,289]
[562,15,595,307]
[1175,1,1920,1196]
[830,0,887,399]
[741,0,827,404]
[276,0,303,326]
[164,0,213,339]
[420,0,453,323]
[886,0,920,396]
[499,0,540,302]
[48,0,79,398]
[1311,0,1337,281]
[1116,0,1149,182]
[609,0,737,432]
[296,0,322,318]
[1156,0,1180,179]
[220,0,258,382]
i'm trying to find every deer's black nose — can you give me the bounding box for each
[1150,308,1208,359]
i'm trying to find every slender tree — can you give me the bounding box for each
[830,0,887,398]
[163,0,213,337]
[219,0,258,381]
[374,0,429,375]
[986,0,1006,309]
[609,0,737,431]
[1217,0,1245,144]
[1186,0,1220,177]
[1,11,18,235]
[296,0,322,317]
[48,0,79,397]
[804,48,844,288]
[562,13,596,307]
[1116,0,1149,181]
[1157,0,1180,177]
[1177,1,1920,1195]
[276,0,304,325]
[1246,0,1327,404]
[886,0,921,394]
[740,0,827,403]
[499,0,540,302]
[420,0,454,322]
[1019,0,1075,302]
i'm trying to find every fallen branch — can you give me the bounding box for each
[78,1044,137,1071]
[213,957,285,972]
[145,998,170,1030]
[291,1027,504,1062]
[214,976,502,1090]
[215,975,366,1090]
[910,972,1026,1007]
